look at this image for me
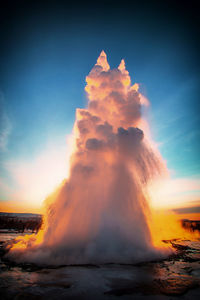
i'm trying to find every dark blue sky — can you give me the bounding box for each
[0,0,199,210]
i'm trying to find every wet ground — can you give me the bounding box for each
[0,233,200,299]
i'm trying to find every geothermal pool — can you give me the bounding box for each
[1,232,200,300]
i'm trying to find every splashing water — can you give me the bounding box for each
[8,51,173,265]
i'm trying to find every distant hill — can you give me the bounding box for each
[0,212,42,219]
[0,212,43,232]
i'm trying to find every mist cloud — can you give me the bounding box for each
[8,51,168,265]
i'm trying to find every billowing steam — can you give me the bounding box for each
[8,51,169,264]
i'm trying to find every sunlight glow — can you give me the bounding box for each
[1,137,72,211]
[148,177,200,209]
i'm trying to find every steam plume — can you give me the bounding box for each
[8,51,168,264]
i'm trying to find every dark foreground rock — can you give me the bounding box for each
[105,275,199,297]
[0,236,200,299]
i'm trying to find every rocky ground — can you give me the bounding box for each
[0,234,200,299]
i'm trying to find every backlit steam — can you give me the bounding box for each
[8,51,173,264]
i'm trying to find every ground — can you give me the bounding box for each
[0,232,200,299]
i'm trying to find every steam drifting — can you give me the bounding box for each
[8,51,168,264]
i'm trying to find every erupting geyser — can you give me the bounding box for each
[8,51,169,264]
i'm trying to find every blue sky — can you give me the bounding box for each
[0,0,199,211]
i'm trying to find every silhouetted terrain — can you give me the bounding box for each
[0,212,43,233]
[1,212,199,235]
[182,219,200,233]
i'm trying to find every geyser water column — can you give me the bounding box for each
[8,51,167,264]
